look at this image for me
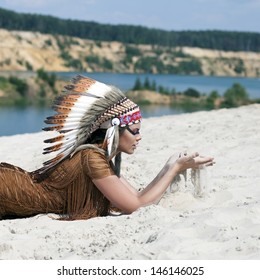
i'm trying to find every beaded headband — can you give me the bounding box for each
[119,109,142,127]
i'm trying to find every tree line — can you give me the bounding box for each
[0,72,258,109]
[0,7,259,52]
[131,77,256,109]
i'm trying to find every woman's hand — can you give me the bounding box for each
[171,152,215,174]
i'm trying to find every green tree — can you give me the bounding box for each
[132,77,142,90]
[151,80,157,91]
[178,59,202,75]
[234,59,245,74]
[37,68,56,88]
[0,7,259,51]
[143,77,151,89]
[102,58,113,70]
[125,45,142,56]
[8,76,28,97]
[206,90,219,108]
[134,57,164,73]
[222,83,249,107]
[65,58,83,70]
[85,55,100,64]
[183,88,200,98]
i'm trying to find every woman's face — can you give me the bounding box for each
[117,123,142,154]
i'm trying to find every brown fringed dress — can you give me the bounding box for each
[0,148,116,220]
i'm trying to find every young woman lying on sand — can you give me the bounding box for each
[0,76,214,220]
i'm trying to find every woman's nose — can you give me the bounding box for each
[136,133,142,141]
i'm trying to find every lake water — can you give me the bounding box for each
[0,73,259,136]
[56,72,260,98]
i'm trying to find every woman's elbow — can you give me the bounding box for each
[118,199,150,214]
[120,204,140,214]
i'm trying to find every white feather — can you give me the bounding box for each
[59,138,77,150]
[62,121,81,130]
[65,113,84,118]
[104,126,115,156]
[87,82,111,97]
[63,130,78,138]
[71,97,97,110]
[67,106,86,113]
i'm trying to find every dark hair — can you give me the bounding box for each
[87,127,126,144]
[86,127,126,177]
[87,129,107,144]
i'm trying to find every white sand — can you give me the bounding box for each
[0,104,260,260]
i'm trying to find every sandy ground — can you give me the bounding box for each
[0,104,260,260]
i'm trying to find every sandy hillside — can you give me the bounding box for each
[0,29,259,76]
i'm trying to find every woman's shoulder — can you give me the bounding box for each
[80,147,107,160]
[79,148,114,179]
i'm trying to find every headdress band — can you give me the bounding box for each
[119,110,142,127]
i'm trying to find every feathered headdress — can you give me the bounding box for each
[41,75,142,172]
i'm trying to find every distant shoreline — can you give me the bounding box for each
[0,71,259,111]
[1,70,260,80]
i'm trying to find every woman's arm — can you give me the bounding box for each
[119,175,139,196]
[93,152,214,214]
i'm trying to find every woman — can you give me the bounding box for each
[0,75,214,220]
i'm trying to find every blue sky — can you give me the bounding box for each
[0,0,259,32]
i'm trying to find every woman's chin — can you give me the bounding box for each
[119,146,137,155]
[127,148,136,155]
